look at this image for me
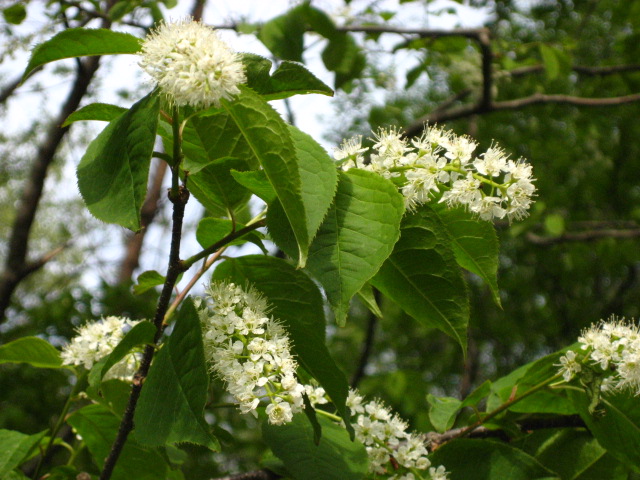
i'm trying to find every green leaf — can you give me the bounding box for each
[195,218,266,252]
[568,389,640,472]
[23,28,142,80]
[487,349,575,415]
[77,92,159,231]
[187,157,252,215]
[0,336,63,369]
[62,103,127,127]
[295,170,403,325]
[258,9,306,62]
[67,404,171,480]
[539,43,560,80]
[2,3,26,25]
[356,283,383,319]
[370,208,469,350]
[544,214,565,237]
[263,414,368,480]
[266,61,334,100]
[87,321,155,389]
[520,428,608,480]
[222,87,309,266]
[133,270,165,295]
[134,299,219,450]
[321,33,366,89]
[0,430,46,477]
[231,169,276,203]
[289,125,339,242]
[431,205,501,307]
[175,112,257,174]
[430,439,560,479]
[242,54,334,101]
[427,394,462,433]
[212,255,352,434]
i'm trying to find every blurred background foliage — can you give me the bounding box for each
[1,0,639,477]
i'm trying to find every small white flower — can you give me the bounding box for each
[556,350,582,382]
[61,316,141,380]
[429,465,450,480]
[266,398,294,425]
[139,18,246,109]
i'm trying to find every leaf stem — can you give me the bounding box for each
[454,372,564,439]
[32,372,86,480]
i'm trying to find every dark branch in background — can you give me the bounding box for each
[426,414,585,449]
[210,471,282,480]
[526,228,640,246]
[117,160,168,283]
[0,6,115,323]
[211,414,585,479]
[509,63,640,77]
[350,312,378,388]
[0,76,25,104]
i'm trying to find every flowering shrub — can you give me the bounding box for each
[334,125,535,221]
[558,316,640,394]
[198,282,306,424]
[4,8,638,480]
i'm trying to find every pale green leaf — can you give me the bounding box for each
[300,170,404,325]
[370,208,469,350]
[222,87,309,266]
[212,255,352,434]
[23,28,142,80]
[0,336,63,369]
[263,414,368,480]
[67,404,171,480]
[76,92,159,231]
[431,205,501,306]
[63,102,127,127]
[134,299,219,450]
[0,430,46,477]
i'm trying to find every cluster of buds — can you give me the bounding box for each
[61,316,140,380]
[198,281,306,425]
[557,316,640,394]
[334,125,536,222]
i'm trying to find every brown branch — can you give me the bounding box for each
[117,160,168,283]
[509,63,640,77]
[405,92,640,136]
[99,186,190,480]
[0,76,24,104]
[210,471,281,480]
[526,228,640,246]
[426,414,584,450]
[350,311,377,388]
[0,31,110,323]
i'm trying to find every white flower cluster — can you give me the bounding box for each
[139,19,246,109]
[558,316,640,394]
[334,125,536,222]
[199,281,306,425]
[343,390,448,480]
[61,316,140,380]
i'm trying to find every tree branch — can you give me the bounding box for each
[508,63,640,77]
[117,160,168,283]
[526,228,640,246]
[210,471,281,480]
[405,92,640,137]
[350,312,377,388]
[0,15,112,323]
